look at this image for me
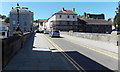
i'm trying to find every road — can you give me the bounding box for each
[44,34,118,72]
[3,33,117,72]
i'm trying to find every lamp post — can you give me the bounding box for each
[17,9,19,28]
[13,3,23,35]
[118,1,120,9]
[115,8,119,31]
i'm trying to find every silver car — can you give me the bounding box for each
[49,30,60,37]
[44,30,49,34]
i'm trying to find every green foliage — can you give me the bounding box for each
[113,5,120,30]
[117,13,120,30]
[4,17,10,23]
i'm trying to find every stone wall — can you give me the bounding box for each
[0,38,2,72]
[1,32,33,69]
[62,31,118,45]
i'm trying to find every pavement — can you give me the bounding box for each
[46,34,117,71]
[3,32,118,71]
[59,32,118,70]
[61,32,118,57]
[3,33,76,70]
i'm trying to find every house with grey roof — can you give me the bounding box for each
[78,13,112,33]
[46,8,78,31]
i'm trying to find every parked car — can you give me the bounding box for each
[49,30,60,37]
[36,30,44,33]
[39,30,44,33]
[44,30,49,34]
[36,30,40,33]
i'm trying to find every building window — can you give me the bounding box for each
[24,27,26,31]
[73,21,75,24]
[13,27,16,30]
[24,22,27,26]
[13,21,16,24]
[73,16,75,18]
[2,32,5,36]
[60,15,62,18]
[67,15,69,18]
[67,21,69,25]
[59,22,61,24]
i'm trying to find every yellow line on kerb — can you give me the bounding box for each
[44,35,87,72]
[63,38,119,61]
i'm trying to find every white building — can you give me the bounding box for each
[38,19,48,31]
[9,4,33,36]
[0,18,8,38]
[46,8,78,31]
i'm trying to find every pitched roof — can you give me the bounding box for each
[81,19,112,25]
[56,10,77,14]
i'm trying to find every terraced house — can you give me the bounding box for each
[46,8,78,31]
[78,13,112,33]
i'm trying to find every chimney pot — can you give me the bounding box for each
[62,8,65,11]
[72,8,75,11]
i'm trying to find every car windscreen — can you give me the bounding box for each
[54,31,59,33]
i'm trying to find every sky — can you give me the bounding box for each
[0,2,119,20]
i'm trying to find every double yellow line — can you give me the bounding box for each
[44,35,86,72]
[63,38,119,61]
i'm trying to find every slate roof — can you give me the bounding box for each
[81,19,112,25]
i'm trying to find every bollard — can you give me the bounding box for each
[117,41,118,46]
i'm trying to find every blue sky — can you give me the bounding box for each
[1,2,118,20]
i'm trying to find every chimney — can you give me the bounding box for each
[72,8,75,11]
[17,3,19,6]
[62,8,65,11]
[84,12,87,16]
[108,18,112,22]
[84,12,87,18]
[16,3,20,8]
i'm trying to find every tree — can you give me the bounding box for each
[113,15,117,29]
[2,15,6,19]
[117,6,120,31]
[113,2,120,31]
[4,17,10,23]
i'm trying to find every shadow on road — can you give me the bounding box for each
[51,36,64,38]
[3,33,114,72]
[61,51,114,72]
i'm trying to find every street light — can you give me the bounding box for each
[115,8,119,31]
[13,3,23,35]
[118,1,120,8]
[17,9,19,27]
